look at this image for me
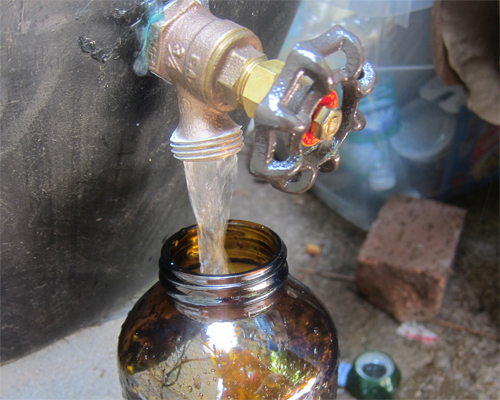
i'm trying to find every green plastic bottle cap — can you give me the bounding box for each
[345,351,401,400]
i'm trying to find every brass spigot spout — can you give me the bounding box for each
[170,88,243,161]
[142,0,265,161]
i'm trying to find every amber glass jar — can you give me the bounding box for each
[118,220,338,400]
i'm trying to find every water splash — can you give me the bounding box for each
[184,155,238,275]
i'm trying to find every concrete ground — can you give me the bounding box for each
[1,148,498,399]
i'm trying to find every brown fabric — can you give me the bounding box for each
[431,1,462,85]
[431,0,499,125]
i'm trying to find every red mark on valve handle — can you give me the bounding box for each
[302,90,339,147]
[302,133,321,147]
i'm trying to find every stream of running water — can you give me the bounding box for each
[183,154,238,275]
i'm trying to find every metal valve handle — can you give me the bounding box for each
[250,26,377,194]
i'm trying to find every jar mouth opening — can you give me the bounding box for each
[159,220,288,309]
[162,220,283,281]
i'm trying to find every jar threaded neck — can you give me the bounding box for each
[159,220,288,315]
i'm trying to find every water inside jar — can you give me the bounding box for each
[168,221,278,275]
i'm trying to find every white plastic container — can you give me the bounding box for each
[390,98,457,197]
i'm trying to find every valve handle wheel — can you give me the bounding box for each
[250,25,377,194]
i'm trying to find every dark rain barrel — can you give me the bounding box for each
[0,0,299,362]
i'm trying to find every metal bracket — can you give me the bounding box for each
[250,26,377,194]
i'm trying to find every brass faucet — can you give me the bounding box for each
[140,0,376,193]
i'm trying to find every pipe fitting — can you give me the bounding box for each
[145,0,267,161]
[239,59,284,118]
[148,0,264,111]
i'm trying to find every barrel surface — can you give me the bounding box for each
[0,0,299,362]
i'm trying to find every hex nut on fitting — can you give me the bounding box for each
[241,59,284,118]
[311,107,343,142]
[218,47,266,109]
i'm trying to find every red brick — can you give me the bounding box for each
[355,195,466,321]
